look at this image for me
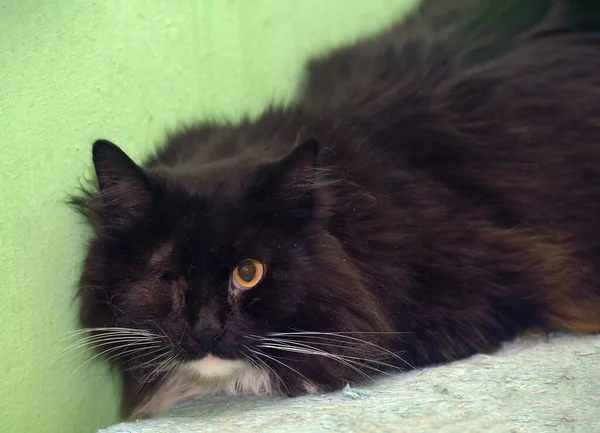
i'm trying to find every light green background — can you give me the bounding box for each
[0,1,417,432]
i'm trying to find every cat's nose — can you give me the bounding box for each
[197,330,223,352]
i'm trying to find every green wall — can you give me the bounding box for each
[0,1,417,432]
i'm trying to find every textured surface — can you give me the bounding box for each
[102,335,600,433]
[0,1,417,432]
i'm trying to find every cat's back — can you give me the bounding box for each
[296,0,600,202]
[293,0,600,251]
[299,0,600,114]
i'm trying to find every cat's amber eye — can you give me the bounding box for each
[232,259,265,290]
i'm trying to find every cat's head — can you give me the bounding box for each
[74,136,392,397]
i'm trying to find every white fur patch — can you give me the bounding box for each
[131,356,273,419]
[302,380,320,394]
[184,354,246,378]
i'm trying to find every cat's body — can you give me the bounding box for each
[73,0,600,419]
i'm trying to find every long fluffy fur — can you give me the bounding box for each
[71,0,600,419]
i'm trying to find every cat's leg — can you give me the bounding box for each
[122,370,206,420]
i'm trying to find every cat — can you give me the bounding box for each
[71,0,600,420]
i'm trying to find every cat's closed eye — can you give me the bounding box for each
[158,268,176,283]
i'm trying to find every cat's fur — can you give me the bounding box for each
[72,0,600,420]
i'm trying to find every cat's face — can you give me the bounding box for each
[78,139,391,395]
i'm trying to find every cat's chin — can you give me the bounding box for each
[129,354,277,420]
[182,354,247,379]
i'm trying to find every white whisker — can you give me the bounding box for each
[49,334,163,366]
[255,342,375,382]
[71,342,165,375]
[247,348,311,384]
[243,345,288,394]
[60,327,159,339]
[254,336,403,374]
[106,345,167,365]
[266,331,417,371]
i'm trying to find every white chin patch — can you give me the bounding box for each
[184,354,246,378]
[132,355,274,419]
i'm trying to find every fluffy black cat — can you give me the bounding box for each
[72,0,600,419]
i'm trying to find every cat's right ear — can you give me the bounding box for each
[92,139,154,224]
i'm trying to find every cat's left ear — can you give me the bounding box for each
[251,137,324,226]
[92,140,154,224]
[265,137,321,202]
[277,137,320,192]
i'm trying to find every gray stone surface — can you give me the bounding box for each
[101,334,600,433]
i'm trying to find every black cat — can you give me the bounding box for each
[71,0,600,419]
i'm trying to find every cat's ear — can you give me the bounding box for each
[92,140,154,222]
[252,137,324,226]
[277,137,320,192]
[262,137,321,205]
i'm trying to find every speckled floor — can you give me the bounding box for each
[101,334,600,433]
